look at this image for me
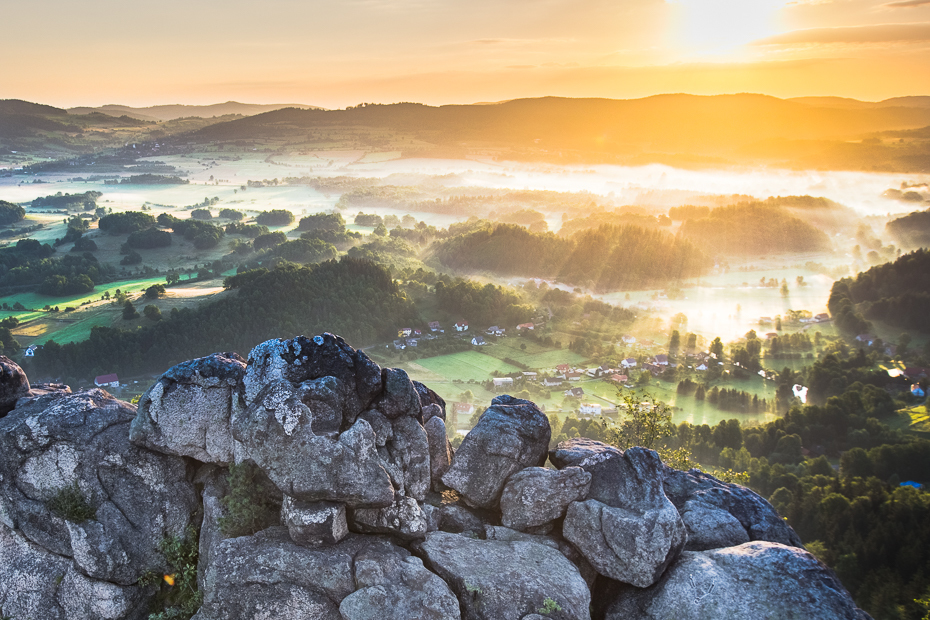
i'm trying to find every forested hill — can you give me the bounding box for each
[187,94,930,171]
[829,249,930,334]
[29,258,419,380]
[886,208,930,249]
[678,203,833,255]
[429,222,709,290]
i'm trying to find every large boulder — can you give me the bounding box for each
[349,497,428,540]
[242,334,382,420]
[418,531,591,620]
[0,389,199,585]
[663,467,804,549]
[552,440,686,587]
[500,466,591,532]
[359,409,430,502]
[604,541,873,620]
[680,499,750,551]
[232,379,394,507]
[196,528,458,620]
[339,538,460,620]
[282,496,349,546]
[425,415,453,491]
[442,395,550,509]
[413,380,446,417]
[130,351,246,464]
[0,355,30,417]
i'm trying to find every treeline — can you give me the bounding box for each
[157,214,225,249]
[435,278,534,326]
[30,258,419,379]
[679,203,832,255]
[558,211,670,237]
[115,174,188,185]
[886,209,930,249]
[829,249,930,333]
[0,239,117,294]
[676,379,769,413]
[431,222,709,290]
[30,191,101,211]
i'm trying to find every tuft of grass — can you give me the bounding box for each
[218,461,280,538]
[538,597,563,615]
[46,483,96,522]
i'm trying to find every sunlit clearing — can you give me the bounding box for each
[669,0,784,55]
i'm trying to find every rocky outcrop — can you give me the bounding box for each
[604,541,868,620]
[0,334,873,620]
[0,355,31,416]
[552,440,686,588]
[442,395,550,509]
[130,352,246,464]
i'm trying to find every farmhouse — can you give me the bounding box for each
[621,358,637,369]
[397,328,413,338]
[94,373,120,388]
[542,377,563,387]
[516,323,535,331]
[428,321,442,332]
[454,321,469,332]
[579,403,602,416]
[653,354,669,366]
[610,374,628,384]
[471,336,485,346]
[492,377,514,389]
[563,387,584,398]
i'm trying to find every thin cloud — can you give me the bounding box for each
[885,0,930,6]
[752,22,930,44]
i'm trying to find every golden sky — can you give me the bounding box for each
[4,0,929,107]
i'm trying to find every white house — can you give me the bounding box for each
[621,335,637,344]
[492,377,514,389]
[94,373,119,388]
[455,321,469,332]
[471,336,485,346]
[579,403,602,416]
[24,345,38,357]
[621,358,638,369]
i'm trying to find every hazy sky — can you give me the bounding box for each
[4,0,929,107]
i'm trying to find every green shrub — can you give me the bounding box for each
[218,462,280,538]
[141,525,202,620]
[46,483,95,522]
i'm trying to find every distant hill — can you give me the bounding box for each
[188,94,930,171]
[68,101,322,122]
[789,96,930,110]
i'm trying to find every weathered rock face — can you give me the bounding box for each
[0,335,872,620]
[663,467,804,549]
[500,466,591,532]
[604,541,870,620]
[0,389,198,585]
[552,440,687,588]
[0,355,30,416]
[442,395,550,509]
[418,531,592,620]
[131,352,246,464]
[233,379,395,507]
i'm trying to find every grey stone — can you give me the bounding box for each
[197,467,229,591]
[0,389,199,585]
[282,496,348,546]
[439,504,488,535]
[131,352,246,463]
[663,467,804,548]
[350,497,428,540]
[422,402,444,422]
[0,355,30,417]
[339,539,460,620]
[605,541,872,620]
[422,503,442,532]
[500,466,591,531]
[195,527,358,620]
[681,499,751,551]
[365,413,430,502]
[442,395,550,509]
[375,367,423,420]
[413,380,446,417]
[551,440,687,587]
[0,523,69,620]
[242,334,382,421]
[57,565,144,620]
[232,379,394,507]
[418,531,591,620]
[425,415,453,491]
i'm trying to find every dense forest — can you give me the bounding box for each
[0,239,116,294]
[430,222,708,290]
[29,257,418,379]
[829,250,930,333]
[679,203,833,255]
[30,191,101,211]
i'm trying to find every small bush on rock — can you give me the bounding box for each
[46,483,95,522]
[140,524,202,620]
[218,461,280,538]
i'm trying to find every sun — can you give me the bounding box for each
[668,0,786,57]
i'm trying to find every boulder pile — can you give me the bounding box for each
[0,338,872,619]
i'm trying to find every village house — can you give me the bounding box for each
[516,323,535,331]
[405,338,418,347]
[24,345,38,357]
[455,321,469,332]
[643,362,663,376]
[453,402,475,420]
[522,371,538,381]
[912,384,926,398]
[815,313,830,322]
[621,358,637,369]
[563,387,584,398]
[566,371,583,381]
[610,373,628,384]
[556,364,571,374]
[542,377,563,387]
[653,354,669,366]
[486,326,505,337]
[492,377,514,390]
[695,363,708,371]
[94,373,120,389]
[428,321,442,332]
[471,335,485,346]
[392,339,406,350]
[621,335,636,344]
[579,403,602,416]
[397,327,413,338]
